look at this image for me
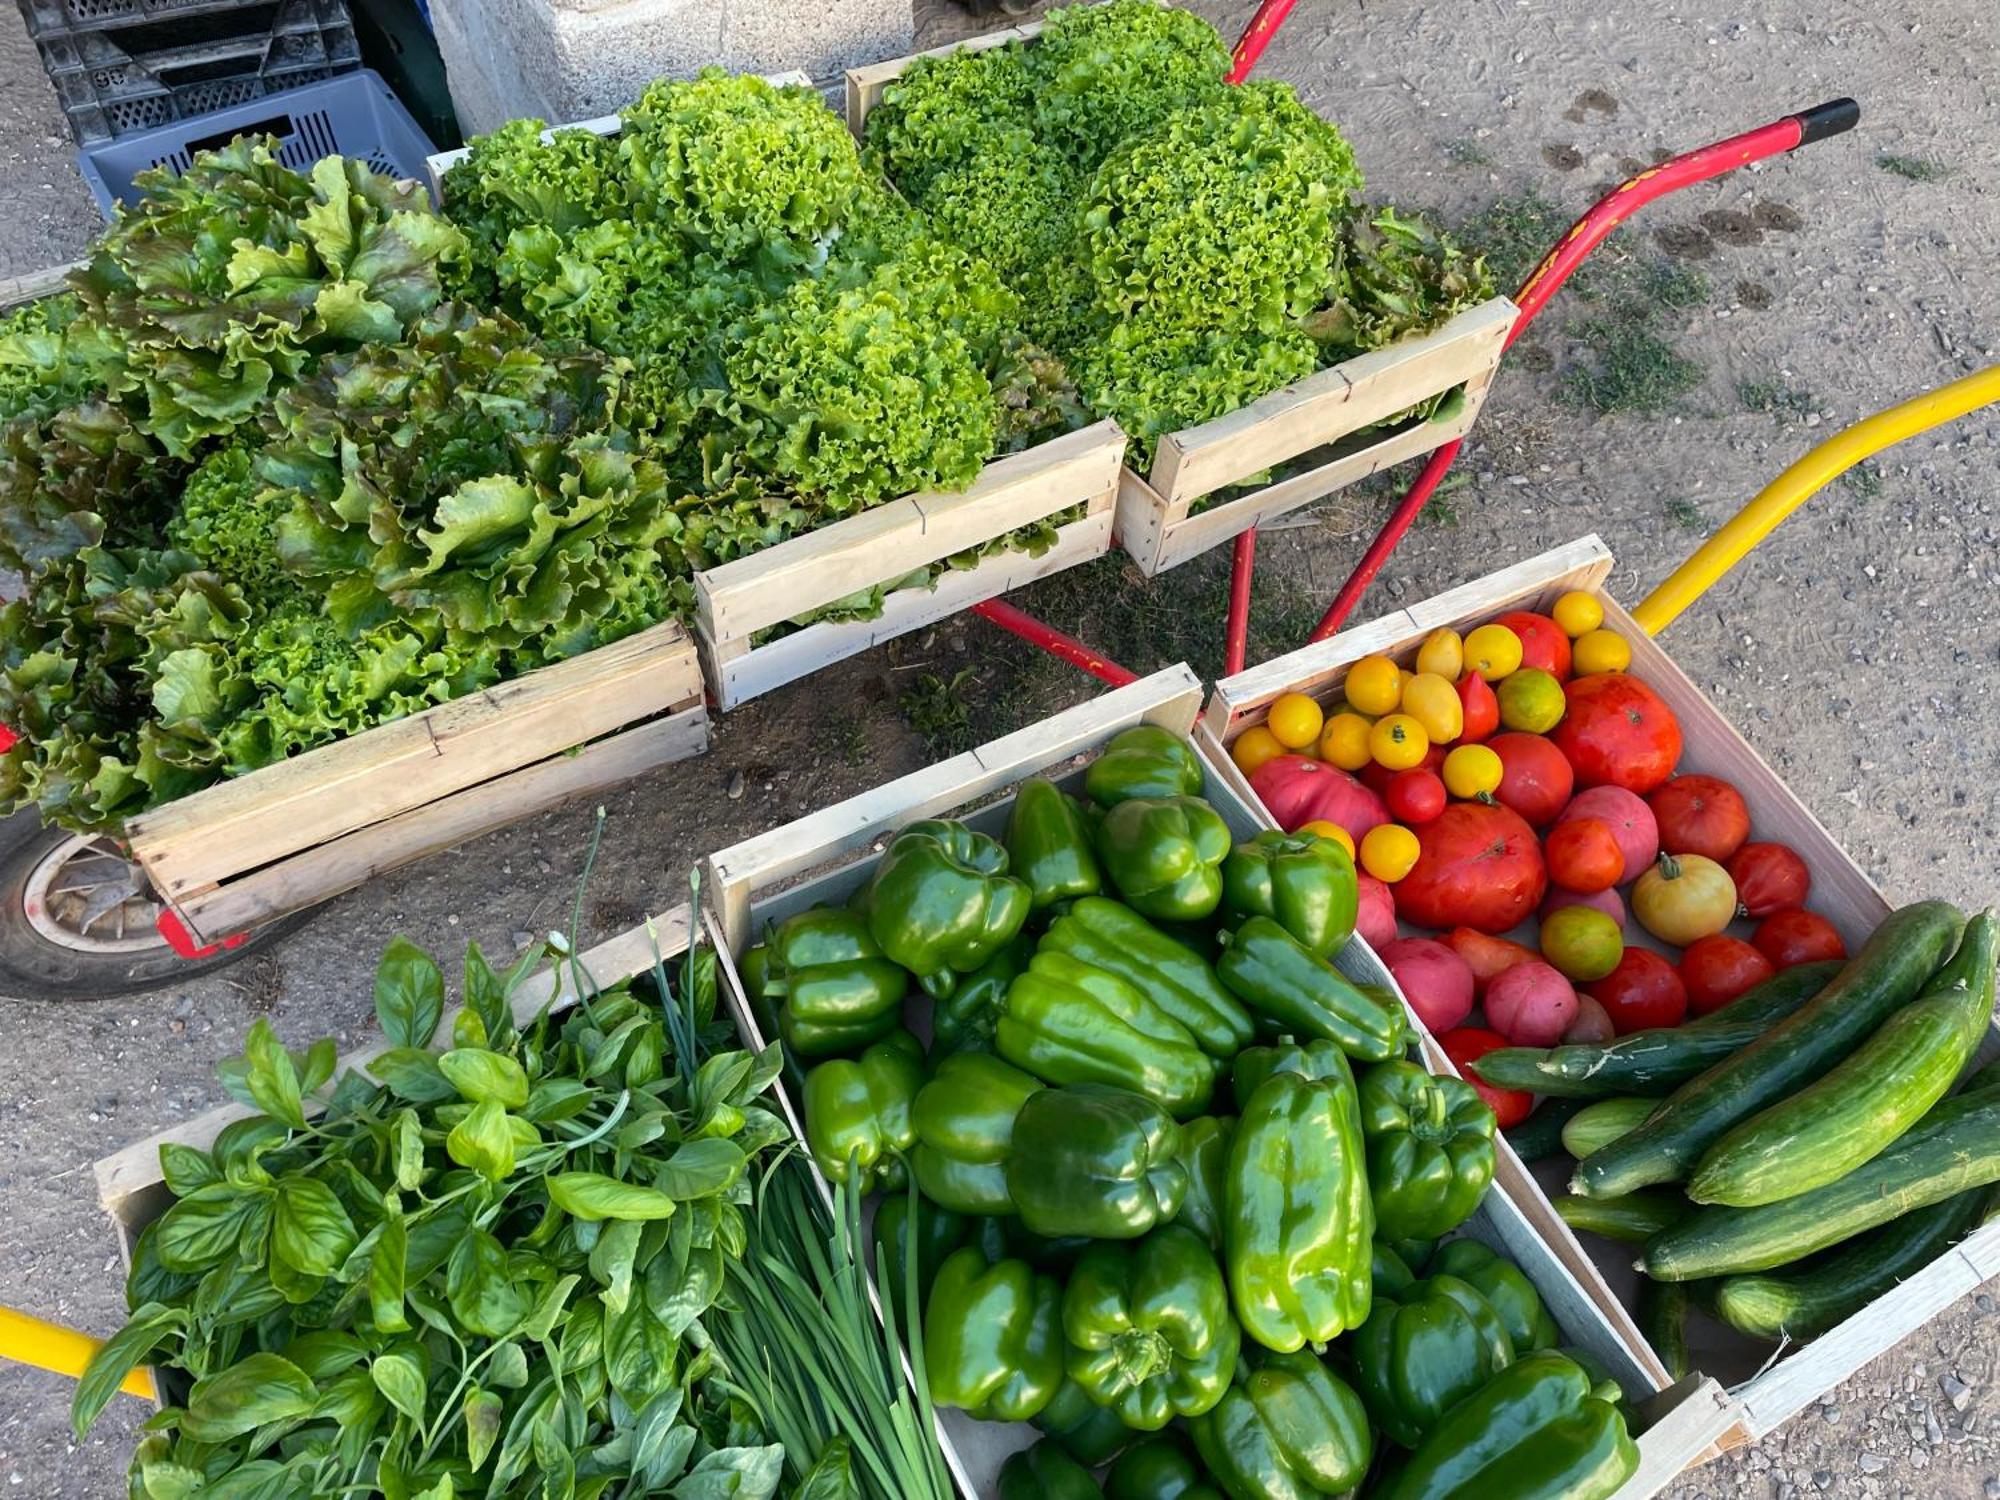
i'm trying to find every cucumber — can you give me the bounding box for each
[1643,1079,2000,1280]
[1561,1098,1657,1160]
[1571,902,1965,1200]
[1471,962,1840,1098]
[1555,1190,1689,1244]
[1637,1280,1693,1381]
[1689,914,1997,1206]
[1504,1097,1588,1163]
[1710,1185,1995,1341]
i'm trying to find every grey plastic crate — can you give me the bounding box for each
[78,67,437,214]
[15,0,280,40]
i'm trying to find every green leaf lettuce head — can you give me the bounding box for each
[865,40,1040,198]
[1029,0,1231,173]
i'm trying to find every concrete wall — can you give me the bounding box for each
[432,0,914,135]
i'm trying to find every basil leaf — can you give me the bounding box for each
[655,1139,746,1200]
[452,1006,488,1050]
[647,1427,699,1490]
[158,1143,219,1197]
[628,1386,686,1478]
[71,1302,181,1439]
[375,937,445,1048]
[268,1251,324,1306]
[406,1208,468,1283]
[487,1339,529,1390]
[200,1460,302,1500]
[368,1047,458,1105]
[155,1183,270,1272]
[180,1352,318,1443]
[446,1099,515,1181]
[548,1172,678,1223]
[520,1273,581,1342]
[604,1296,676,1408]
[524,1077,593,1123]
[244,1019,305,1130]
[589,1220,643,1316]
[446,1228,527,1338]
[392,1108,426,1192]
[792,1439,859,1500]
[272,1175,357,1278]
[298,1036,337,1097]
[464,940,512,1043]
[280,1331,369,1382]
[370,1347,428,1426]
[370,1215,408,1334]
[438,1047,530,1109]
[670,1445,786,1500]
[465,1385,504,1472]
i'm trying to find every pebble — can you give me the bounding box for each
[1945,1374,1973,1411]
[1982,1479,1998,1499]
[1858,1454,1888,1474]
[1927,1410,1945,1445]
[726,769,745,800]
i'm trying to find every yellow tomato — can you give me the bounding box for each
[1442,744,1504,799]
[1265,692,1325,750]
[1415,626,1464,682]
[1360,823,1421,883]
[1369,713,1430,771]
[1400,672,1463,743]
[1497,667,1565,734]
[1462,623,1524,682]
[1319,712,1375,771]
[1298,820,1355,858]
[1553,590,1604,638]
[1344,655,1403,716]
[1231,724,1287,776]
[1573,628,1633,675]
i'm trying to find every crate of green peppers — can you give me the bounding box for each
[702,662,1736,1496]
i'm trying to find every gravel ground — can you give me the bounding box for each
[1,0,1997,1495]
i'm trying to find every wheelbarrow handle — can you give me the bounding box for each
[0,1304,156,1402]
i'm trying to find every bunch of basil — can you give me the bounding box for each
[74,935,812,1500]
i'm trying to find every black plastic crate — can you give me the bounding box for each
[15,0,305,40]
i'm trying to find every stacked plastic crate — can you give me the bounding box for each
[16,0,361,145]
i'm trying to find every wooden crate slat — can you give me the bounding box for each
[1149,297,1515,507]
[694,420,1123,645]
[173,707,708,942]
[127,620,701,897]
[843,20,1042,139]
[1616,1379,1737,1496]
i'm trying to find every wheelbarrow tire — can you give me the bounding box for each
[0,809,312,1001]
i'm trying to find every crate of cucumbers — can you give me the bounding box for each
[702,661,1738,1497]
[1201,534,2000,1456]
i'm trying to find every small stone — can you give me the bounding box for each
[1944,1374,1972,1411]
[1929,1411,1946,1445]
[1858,1455,1888,1474]
[1981,1478,1998,1499]
[1822,1404,1842,1424]
[726,769,745,800]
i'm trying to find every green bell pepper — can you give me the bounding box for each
[802,1030,924,1190]
[1106,1433,1226,1500]
[1085,725,1206,805]
[873,1190,967,1310]
[1007,1084,1189,1240]
[998,1439,1104,1500]
[1216,917,1406,1062]
[933,934,1034,1059]
[1427,1241,1560,1355]
[1187,1349,1373,1500]
[1041,897,1254,1057]
[997,950,1216,1118]
[1372,1351,1639,1500]
[1063,1224,1240,1430]
[1372,1241,1418,1301]
[1220,831,1358,958]
[925,1246,1065,1422]
[1230,1035,1355,1107]
[862,819,1031,996]
[1095,796,1231,923]
[1008,777,1104,910]
[1226,1070,1372,1353]
[1033,1376,1136,1467]
[912,1052,1043,1215]
[1175,1115,1234,1252]
[762,908,908,1059]
[1357,1060,1497,1241]
[1353,1273,1517,1448]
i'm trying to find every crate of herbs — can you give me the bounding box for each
[847,0,1513,576]
[430,70,1127,710]
[701,662,1737,1496]
[1200,534,2000,1457]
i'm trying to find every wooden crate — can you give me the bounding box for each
[123,619,708,945]
[693,420,1123,710]
[704,662,1731,1497]
[1202,534,2000,1454]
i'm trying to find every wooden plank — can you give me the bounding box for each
[0,262,81,311]
[126,621,700,896]
[704,663,1203,951]
[1616,1379,1737,1498]
[1149,298,1514,506]
[843,20,1042,138]
[699,503,1113,710]
[95,906,693,1221]
[175,706,709,942]
[694,420,1123,644]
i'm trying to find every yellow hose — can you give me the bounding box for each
[0,1305,155,1400]
[1633,363,2000,636]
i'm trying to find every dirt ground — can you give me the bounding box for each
[2,0,1997,1494]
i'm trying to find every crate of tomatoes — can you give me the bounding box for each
[1201,534,2000,1458]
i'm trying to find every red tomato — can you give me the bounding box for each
[1556,787,1659,885]
[1544,817,1626,894]
[1649,774,1751,863]
[1456,671,1500,744]
[1442,927,1540,998]
[1439,1026,1533,1128]
[1586,948,1688,1032]
[1386,768,1448,825]
[1394,802,1549,935]
[1488,732,1575,828]
[1250,755,1388,838]
[1494,610,1573,681]
[1753,909,1848,968]
[1551,674,1683,795]
[1679,934,1776,1016]
[1728,842,1812,918]
[1361,746,1445,797]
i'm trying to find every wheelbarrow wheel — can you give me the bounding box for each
[0,809,311,1000]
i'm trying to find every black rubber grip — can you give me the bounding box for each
[1793,97,1860,146]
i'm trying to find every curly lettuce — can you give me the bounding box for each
[864,42,1039,198]
[0,294,123,424]
[1311,204,1495,354]
[1030,0,1230,173]
[441,119,624,279]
